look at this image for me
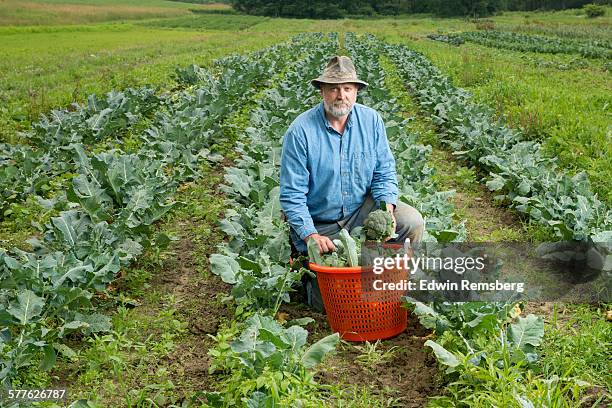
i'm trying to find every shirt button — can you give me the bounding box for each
[343,192,348,195]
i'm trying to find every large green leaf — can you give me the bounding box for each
[68,174,112,221]
[424,340,460,372]
[52,264,93,289]
[51,213,78,247]
[281,325,308,352]
[74,312,112,335]
[210,254,241,284]
[7,290,45,325]
[219,219,244,237]
[301,333,339,368]
[245,392,272,408]
[40,344,57,371]
[507,314,544,351]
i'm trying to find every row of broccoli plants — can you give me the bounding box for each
[0,87,163,220]
[350,33,594,407]
[379,34,611,243]
[207,33,343,407]
[0,36,307,393]
[428,30,611,59]
[0,45,290,221]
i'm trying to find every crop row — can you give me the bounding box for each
[0,35,311,392]
[429,30,612,59]
[350,33,597,407]
[0,44,296,220]
[0,88,163,219]
[207,33,342,407]
[379,35,611,242]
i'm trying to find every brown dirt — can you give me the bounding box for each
[431,148,523,241]
[149,230,233,395]
[454,188,520,239]
[280,303,442,407]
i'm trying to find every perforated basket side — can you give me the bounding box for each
[316,268,408,342]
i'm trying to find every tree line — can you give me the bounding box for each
[230,0,610,18]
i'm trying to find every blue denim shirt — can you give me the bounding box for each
[280,102,398,247]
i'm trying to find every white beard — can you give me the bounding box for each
[324,100,353,118]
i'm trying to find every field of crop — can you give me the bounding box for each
[0,2,610,407]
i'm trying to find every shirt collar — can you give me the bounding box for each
[318,102,354,132]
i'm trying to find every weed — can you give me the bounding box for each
[454,166,478,188]
[539,304,612,386]
[475,20,495,30]
[354,340,400,371]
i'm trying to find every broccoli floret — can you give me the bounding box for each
[363,209,395,242]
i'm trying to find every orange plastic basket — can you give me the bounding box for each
[309,248,409,342]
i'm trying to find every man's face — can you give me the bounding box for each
[320,83,358,119]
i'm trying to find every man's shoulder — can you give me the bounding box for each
[353,103,381,120]
[287,104,321,134]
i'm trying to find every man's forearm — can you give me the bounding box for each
[291,218,317,241]
[280,198,317,240]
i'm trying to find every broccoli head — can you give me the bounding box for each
[363,209,394,242]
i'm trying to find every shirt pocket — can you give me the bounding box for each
[353,152,375,185]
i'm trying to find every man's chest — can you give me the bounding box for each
[307,127,377,182]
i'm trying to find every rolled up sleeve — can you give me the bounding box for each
[280,129,317,240]
[370,114,398,206]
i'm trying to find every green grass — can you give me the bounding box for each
[539,304,612,388]
[0,0,192,26]
[0,24,299,143]
[139,13,268,30]
[0,0,232,26]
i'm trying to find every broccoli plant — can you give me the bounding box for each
[306,228,363,267]
[363,209,395,242]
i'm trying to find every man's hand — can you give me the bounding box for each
[305,233,336,253]
[384,203,397,242]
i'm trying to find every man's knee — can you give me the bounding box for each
[394,202,424,243]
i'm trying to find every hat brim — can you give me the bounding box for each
[311,78,368,89]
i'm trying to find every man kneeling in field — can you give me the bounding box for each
[279,55,424,310]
